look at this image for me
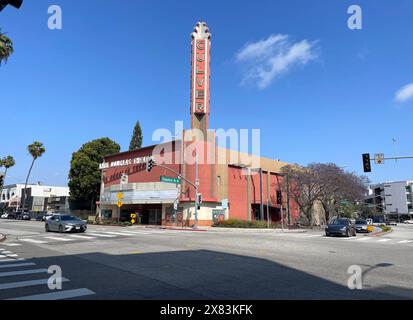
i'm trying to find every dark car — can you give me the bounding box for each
[325,218,356,237]
[354,219,369,233]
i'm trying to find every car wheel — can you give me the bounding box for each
[59,225,64,233]
[45,224,49,232]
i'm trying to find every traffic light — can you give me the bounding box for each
[276,190,282,205]
[197,193,202,210]
[146,158,155,173]
[0,173,5,188]
[362,153,371,173]
[0,0,23,12]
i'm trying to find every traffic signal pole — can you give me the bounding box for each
[148,157,199,229]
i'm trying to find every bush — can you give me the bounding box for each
[213,218,282,229]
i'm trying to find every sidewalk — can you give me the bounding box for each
[129,225,308,233]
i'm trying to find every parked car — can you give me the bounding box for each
[404,220,413,224]
[325,218,356,237]
[45,214,87,233]
[1,213,9,219]
[386,220,397,226]
[6,213,17,219]
[354,219,369,233]
[18,213,31,221]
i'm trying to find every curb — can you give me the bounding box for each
[370,228,393,237]
[0,233,6,243]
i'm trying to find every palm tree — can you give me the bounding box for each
[0,156,15,201]
[0,28,14,65]
[21,142,46,213]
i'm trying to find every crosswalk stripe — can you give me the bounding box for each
[87,233,117,238]
[1,243,22,247]
[356,237,370,241]
[68,235,96,240]
[1,251,12,254]
[119,231,149,235]
[20,239,48,244]
[0,258,25,263]
[5,254,18,257]
[0,277,69,290]
[102,231,134,236]
[8,288,95,300]
[0,255,7,258]
[44,237,75,242]
[0,268,48,277]
[0,262,36,269]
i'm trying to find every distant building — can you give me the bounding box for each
[0,183,69,213]
[364,181,413,221]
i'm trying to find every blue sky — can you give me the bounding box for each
[0,0,412,186]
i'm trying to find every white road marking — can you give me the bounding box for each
[305,234,323,238]
[87,233,117,238]
[378,239,391,242]
[103,231,135,236]
[0,255,7,258]
[0,262,36,269]
[0,268,48,277]
[397,240,413,244]
[68,235,96,240]
[120,231,149,235]
[356,237,371,241]
[5,254,18,257]
[0,258,25,263]
[44,237,75,242]
[20,239,48,244]
[1,243,22,247]
[1,251,12,254]
[8,288,95,300]
[0,277,69,290]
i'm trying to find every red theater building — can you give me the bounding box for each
[98,22,299,226]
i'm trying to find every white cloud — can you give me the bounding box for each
[395,83,413,103]
[236,34,319,89]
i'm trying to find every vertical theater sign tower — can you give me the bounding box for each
[190,21,211,137]
[97,22,299,227]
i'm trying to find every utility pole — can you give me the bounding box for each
[147,157,199,229]
[194,152,199,229]
[259,168,264,221]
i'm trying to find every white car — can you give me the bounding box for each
[404,220,413,224]
[1,213,9,219]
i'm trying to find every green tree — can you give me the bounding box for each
[0,155,16,200]
[21,142,46,212]
[0,29,14,65]
[129,121,143,151]
[68,138,120,212]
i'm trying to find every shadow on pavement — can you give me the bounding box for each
[1,249,412,300]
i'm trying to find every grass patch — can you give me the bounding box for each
[379,225,392,232]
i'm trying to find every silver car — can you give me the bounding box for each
[45,214,87,233]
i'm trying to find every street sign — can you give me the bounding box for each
[160,176,181,185]
[375,153,385,165]
[130,213,137,224]
[117,192,124,200]
[117,200,123,208]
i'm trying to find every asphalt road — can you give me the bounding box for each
[1,220,413,300]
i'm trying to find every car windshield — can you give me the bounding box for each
[356,220,367,225]
[331,219,349,225]
[60,215,80,221]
